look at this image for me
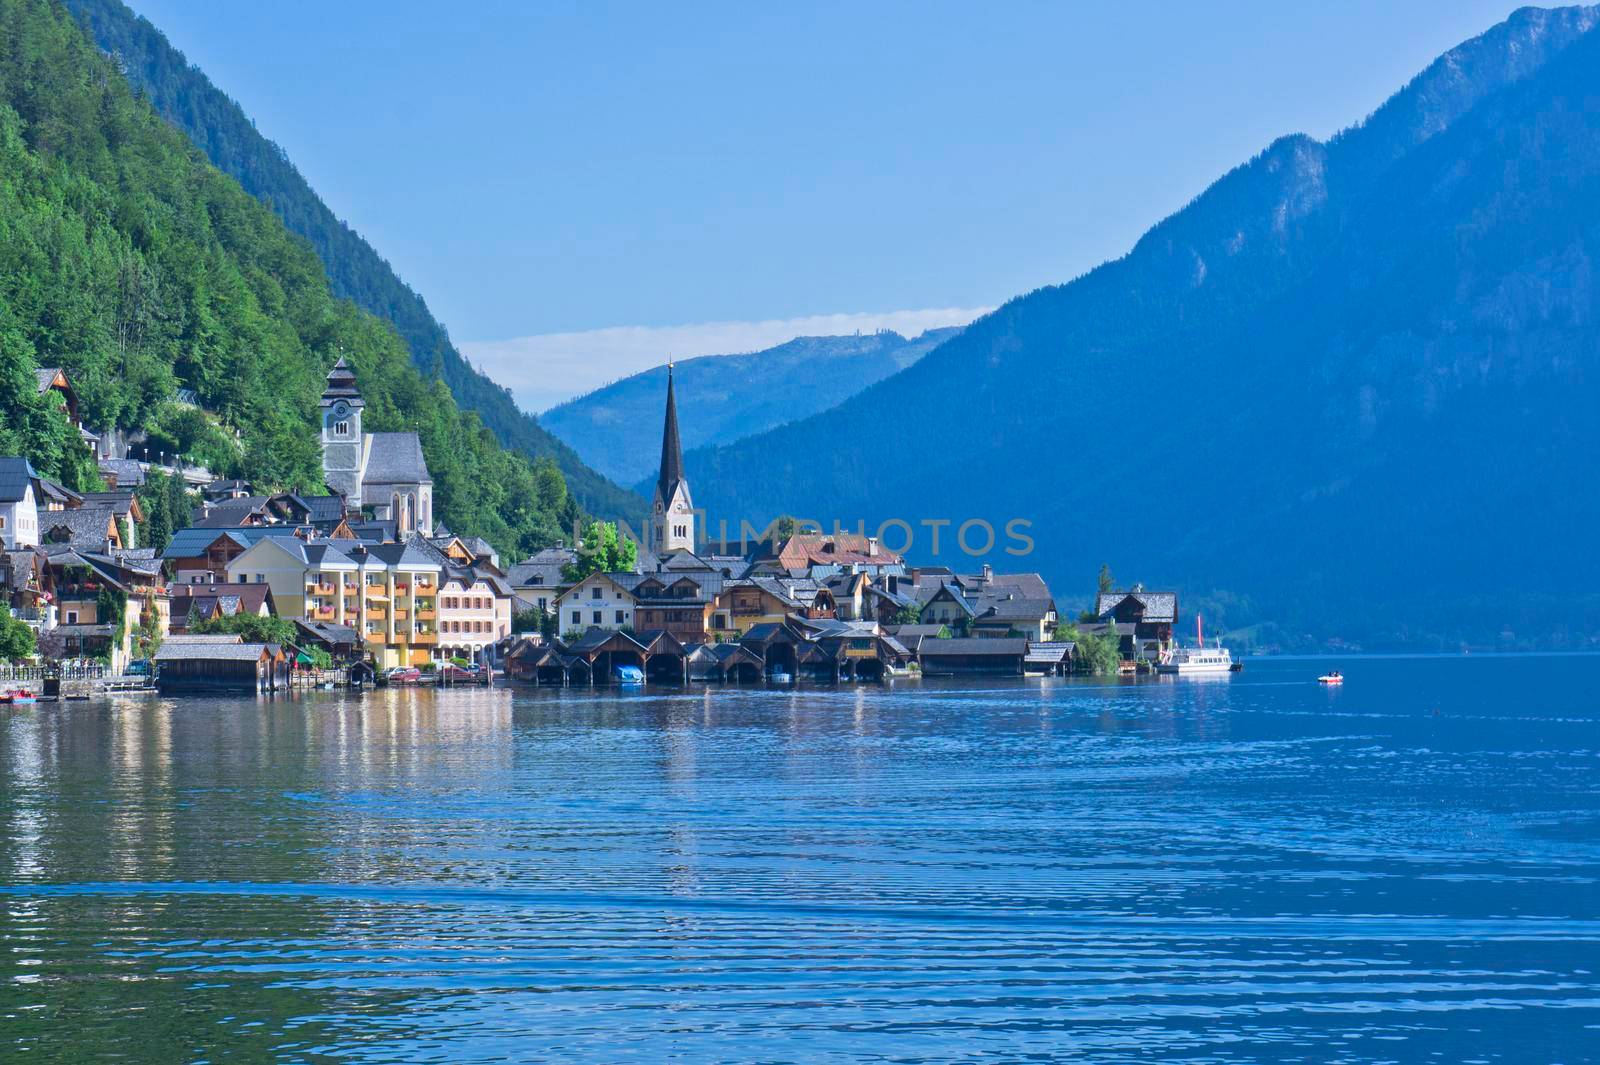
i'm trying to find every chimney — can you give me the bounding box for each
[981,563,992,584]
[867,536,879,558]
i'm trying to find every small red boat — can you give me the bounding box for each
[1317,671,1344,685]
[1,688,38,705]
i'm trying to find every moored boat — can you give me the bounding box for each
[1,688,38,705]
[1156,614,1234,675]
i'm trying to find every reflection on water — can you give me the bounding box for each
[2,659,1599,1062]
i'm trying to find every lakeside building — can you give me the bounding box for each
[1092,590,1177,662]
[168,582,277,635]
[154,635,288,694]
[37,547,167,670]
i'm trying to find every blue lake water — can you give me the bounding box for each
[1,655,1598,1062]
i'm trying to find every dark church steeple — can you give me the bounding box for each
[657,359,684,501]
[650,359,694,553]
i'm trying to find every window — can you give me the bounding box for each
[615,610,625,624]
[592,610,602,624]
[256,574,265,584]
[66,610,78,624]
[0,515,6,529]
[335,420,349,436]
[591,586,602,600]
[571,610,580,624]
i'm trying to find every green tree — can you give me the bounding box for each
[136,470,195,554]
[889,604,923,625]
[133,594,162,659]
[192,612,297,646]
[0,614,37,661]
[1055,624,1121,675]
[511,606,548,634]
[1097,564,1115,594]
[564,520,638,581]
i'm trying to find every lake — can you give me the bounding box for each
[2,656,1597,1062]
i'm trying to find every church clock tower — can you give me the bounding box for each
[320,357,366,509]
[650,361,695,554]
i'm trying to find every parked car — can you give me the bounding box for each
[439,664,481,682]
[385,666,421,684]
[126,659,151,676]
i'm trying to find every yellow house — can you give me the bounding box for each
[227,537,442,669]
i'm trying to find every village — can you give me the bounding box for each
[1,361,1184,695]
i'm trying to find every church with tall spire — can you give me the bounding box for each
[650,360,695,554]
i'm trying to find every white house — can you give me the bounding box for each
[0,457,41,549]
[553,572,638,635]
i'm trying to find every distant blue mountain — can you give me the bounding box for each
[542,329,960,487]
[684,6,1600,650]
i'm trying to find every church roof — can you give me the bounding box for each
[656,362,687,503]
[362,432,432,486]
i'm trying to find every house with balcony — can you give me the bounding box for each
[632,571,725,643]
[353,541,445,668]
[712,576,836,637]
[39,547,168,670]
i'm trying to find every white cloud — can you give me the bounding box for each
[459,307,991,413]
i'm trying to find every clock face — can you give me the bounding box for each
[333,402,349,417]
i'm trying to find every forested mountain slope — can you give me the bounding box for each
[0,0,576,555]
[543,328,960,486]
[686,6,1600,649]
[60,0,641,520]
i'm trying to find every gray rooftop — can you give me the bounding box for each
[362,432,432,486]
[0,457,37,503]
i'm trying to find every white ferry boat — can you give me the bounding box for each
[1156,614,1234,675]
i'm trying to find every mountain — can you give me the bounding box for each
[684,5,1600,650]
[59,0,640,521]
[0,0,575,554]
[542,328,961,487]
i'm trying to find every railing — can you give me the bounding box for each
[412,632,437,645]
[0,662,108,682]
[392,608,409,621]
[415,609,436,621]
[307,583,336,596]
[314,606,336,620]
[393,583,410,595]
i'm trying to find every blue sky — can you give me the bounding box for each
[128,0,1517,407]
